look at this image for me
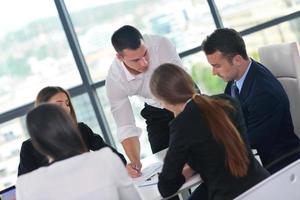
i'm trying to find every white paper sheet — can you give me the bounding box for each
[133,162,163,187]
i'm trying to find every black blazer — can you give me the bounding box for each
[158,94,269,200]
[225,60,300,171]
[18,122,126,176]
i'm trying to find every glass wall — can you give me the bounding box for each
[72,93,102,136]
[244,18,300,56]
[0,117,27,189]
[215,0,300,31]
[1,0,300,191]
[0,0,82,114]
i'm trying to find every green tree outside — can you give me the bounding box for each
[190,62,226,95]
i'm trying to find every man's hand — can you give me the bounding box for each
[122,137,142,177]
[126,162,142,178]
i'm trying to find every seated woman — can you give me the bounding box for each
[18,86,126,176]
[150,63,270,200]
[16,104,141,200]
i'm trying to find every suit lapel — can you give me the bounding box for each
[224,59,258,103]
[225,81,233,95]
[238,60,257,101]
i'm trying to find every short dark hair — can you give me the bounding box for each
[202,28,248,61]
[35,86,77,122]
[111,25,143,53]
[26,104,87,161]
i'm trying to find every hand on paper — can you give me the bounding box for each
[126,162,142,178]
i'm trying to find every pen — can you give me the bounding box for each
[146,172,160,181]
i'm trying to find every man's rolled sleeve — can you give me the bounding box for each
[106,74,142,142]
[117,125,142,142]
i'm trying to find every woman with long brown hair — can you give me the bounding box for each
[18,86,126,176]
[150,63,269,200]
[16,104,141,200]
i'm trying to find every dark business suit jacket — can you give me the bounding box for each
[225,59,300,172]
[158,94,269,200]
[18,122,126,176]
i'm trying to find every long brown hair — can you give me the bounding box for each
[35,86,77,122]
[150,63,249,177]
[26,104,87,161]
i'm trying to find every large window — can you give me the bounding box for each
[0,0,81,114]
[72,93,102,136]
[0,117,26,189]
[215,0,300,31]
[64,0,215,82]
[1,0,300,191]
[244,18,300,55]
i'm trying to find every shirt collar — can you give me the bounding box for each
[235,59,252,92]
[121,61,136,81]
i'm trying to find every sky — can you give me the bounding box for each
[0,0,127,37]
[0,1,57,36]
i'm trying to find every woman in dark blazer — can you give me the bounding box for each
[150,63,270,200]
[18,86,126,176]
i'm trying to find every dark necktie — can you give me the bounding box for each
[231,81,239,98]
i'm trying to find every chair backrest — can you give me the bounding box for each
[258,42,300,138]
[235,159,300,200]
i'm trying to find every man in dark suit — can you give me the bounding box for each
[202,28,300,173]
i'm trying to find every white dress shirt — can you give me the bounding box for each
[16,148,142,200]
[106,34,183,142]
[235,59,252,92]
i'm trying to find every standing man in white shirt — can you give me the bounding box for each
[106,25,183,177]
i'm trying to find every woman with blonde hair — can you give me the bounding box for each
[150,63,269,200]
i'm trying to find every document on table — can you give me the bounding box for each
[133,162,163,187]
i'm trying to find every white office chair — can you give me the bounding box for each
[234,159,300,200]
[258,42,300,139]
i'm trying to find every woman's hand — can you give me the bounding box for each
[182,163,195,181]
